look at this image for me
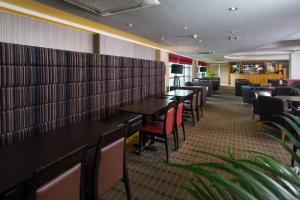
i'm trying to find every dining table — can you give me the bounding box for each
[274,96,300,102]
[0,121,124,198]
[165,89,194,101]
[117,98,174,116]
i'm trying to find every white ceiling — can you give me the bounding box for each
[35,0,300,62]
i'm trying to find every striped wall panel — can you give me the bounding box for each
[0,42,165,145]
[100,34,156,60]
[0,10,93,53]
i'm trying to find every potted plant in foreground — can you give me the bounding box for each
[167,113,300,200]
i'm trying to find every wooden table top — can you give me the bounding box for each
[0,121,123,195]
[117,98,173,115]
[274,96,300,102]
[165,89,194,98]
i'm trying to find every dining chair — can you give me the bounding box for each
[85,125,131,200]
[27,145,87,200]
[183,93,198,126]
[252,90,272,119]
[241,85,254,108]
[174,97,185,148]
[139,102,176,162]
[258,96,287,140]
[184,89,202,121]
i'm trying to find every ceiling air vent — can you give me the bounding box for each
[63,0,160,16]
[194,51,216,55]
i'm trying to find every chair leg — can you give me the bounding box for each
[280,132,285,141]
[252,113,255,120]
[138,132,142,156]
[123,160,132,200]
[164,136,169,163]
[191,111,195,127]
[172,128,177,150]
[182,122,186,141]
[200,106,203,116]
[196,107,200,122]
[291,144,297,167]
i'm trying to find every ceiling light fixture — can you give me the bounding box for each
[229,6,238,11]
[193,34,198,39]
[161,37,165,40]
[184,26,189,30]
[128,23,133,27]
[198,39,202,43]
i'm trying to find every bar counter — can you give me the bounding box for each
[230,73,284,86]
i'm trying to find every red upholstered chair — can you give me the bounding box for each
[183,93,198,126]
[28,145,87,200]
[139,102,176,162]
[175,98,185,148]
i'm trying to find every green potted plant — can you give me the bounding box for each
[167,113,300,200]
[206,70,216,79]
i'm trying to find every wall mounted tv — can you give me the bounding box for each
[199,67,207,72]
[171,64,183,74]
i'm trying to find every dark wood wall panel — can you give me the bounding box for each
[0,42,165,145]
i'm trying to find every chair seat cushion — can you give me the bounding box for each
[141,121,163,134]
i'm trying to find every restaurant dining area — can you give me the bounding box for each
[1,1,300,200]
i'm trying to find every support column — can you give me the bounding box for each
[92,33,101,54]
[289,52,300,79]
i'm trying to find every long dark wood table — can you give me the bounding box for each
[275,96,300,102]
[117,98,174,116]
[0,121,123,197]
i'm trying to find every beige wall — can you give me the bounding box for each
[0,10,93,52]
[207,63,230,85]
[0,10,156,60]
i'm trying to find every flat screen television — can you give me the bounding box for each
[171,64,183,74]
[199,67,207,72]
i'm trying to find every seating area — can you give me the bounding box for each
[1,1,300,200]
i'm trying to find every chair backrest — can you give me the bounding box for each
[164,104,175,136]
[241,86,254,104]
[258,96,286,121]
[197,90,202,107]
[191,93,198,110]
[94,126,127,198]
[28,145,87,200]
[176,98,184,127]
[254,90,272,99]
[275,86,294,96]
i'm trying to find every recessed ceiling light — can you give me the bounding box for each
[128,23,133,27]
[184,26,189,30]
[161,37,165,40]
[198,39,202,43]
[230,30,237,34]
[193,34,198,39]
[228,6,238,11]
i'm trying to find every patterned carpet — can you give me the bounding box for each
[103,86,291,200]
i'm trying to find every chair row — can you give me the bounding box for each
[139,89,203,163]
[26,127,131,200]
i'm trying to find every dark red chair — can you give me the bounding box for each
[139,102,176,162]
[175,98,185,148]
[183,93,198,126]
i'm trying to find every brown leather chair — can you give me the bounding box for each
[86,125,131,200]
[27,145,87,200]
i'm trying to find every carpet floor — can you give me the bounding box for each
[103,86,291,200]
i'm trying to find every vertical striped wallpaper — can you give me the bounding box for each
[0,10,93,53]
[100,34,156,60]
[0,42,165,145]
